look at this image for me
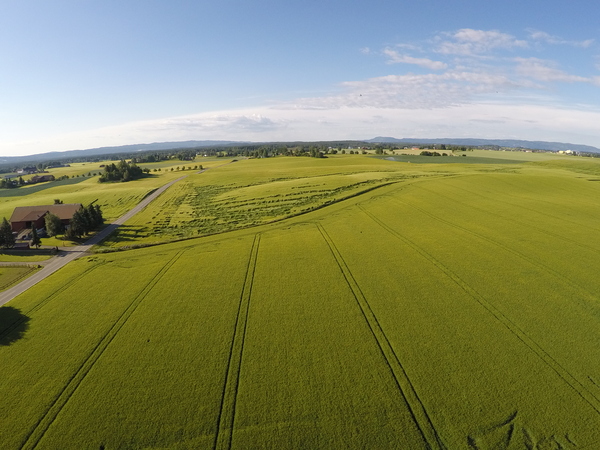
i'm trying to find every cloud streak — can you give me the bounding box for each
[383,48,447,70]
[528,29,594,48]
[435,29,528,56]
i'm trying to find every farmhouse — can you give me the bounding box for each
[9,203,82,232]
[29,174,55,183]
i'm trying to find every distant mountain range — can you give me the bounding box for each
[0,140,243,165]
[2,137,599,166]
[366,137,600,153]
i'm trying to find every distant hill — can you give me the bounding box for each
[367,137,600,153]
[0,140,244,165]
[2,136,599,167]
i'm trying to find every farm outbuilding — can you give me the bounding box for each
[9,203,83,232]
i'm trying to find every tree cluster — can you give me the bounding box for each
[0,178,17,189]
[0,218,15,249]
[98,160,144,183]
[66,204,104,239]
[420,151,448,157]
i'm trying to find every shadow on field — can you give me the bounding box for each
[0,176,87,198]
[0,306,30,346]
[104,225,148,243]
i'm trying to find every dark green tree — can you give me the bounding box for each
[91,204,104,227]
[66,210,85,239]
[0,218,15,249]
[30,226,41,249]
[80,206,94,232]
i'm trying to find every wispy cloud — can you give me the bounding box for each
[152,114,284,134]
[435,29,528,56]
[383,48,447,70]
[528,29,594,48]
[515,57,595,84]
[6,27,600,156]
[8,102,600,156]
[278,70,521,110]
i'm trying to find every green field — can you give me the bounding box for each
[0,158,223,224]
[0,252,53,262]
[99,156,451,248]
[0,266,39,292]
[1,153,600,448]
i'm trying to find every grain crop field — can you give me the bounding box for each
[1,154,600,448]
[99,156,443,248]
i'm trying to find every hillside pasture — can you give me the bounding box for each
[0,168,186,225]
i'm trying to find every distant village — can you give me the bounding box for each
[0,163,71,189]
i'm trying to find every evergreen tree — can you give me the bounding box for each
[80,206,93,232]
[91,204,104,227]
[0,218,15,249]
[66,210,85,239]
[30,226,41,249]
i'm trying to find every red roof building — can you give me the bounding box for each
[9,203,82,232]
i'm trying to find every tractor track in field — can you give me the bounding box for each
[0,262,106,342]
[19,250,186,450]
[390,196,600,316]
[489,172,600,215]
[214,234,261,450]
[418,182,600,256]
[445,180,600,235]
[316,223,446,450]
[358,204,600,417]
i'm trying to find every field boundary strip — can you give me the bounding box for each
[19,250,186,450]
[0,262,106,343]
[358,204,600,417]
[316,223,446,450]
[213,234,261,450]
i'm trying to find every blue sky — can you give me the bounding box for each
[2,0,600,156]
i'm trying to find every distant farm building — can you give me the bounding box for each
[29,174,55,183]
[9,203,82,232]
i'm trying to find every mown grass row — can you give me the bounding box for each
[100,156,438,247]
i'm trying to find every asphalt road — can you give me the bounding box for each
[0,174,188,307]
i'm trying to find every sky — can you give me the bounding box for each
[2,0,600,156]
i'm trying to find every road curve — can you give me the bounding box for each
[0,174,189,307]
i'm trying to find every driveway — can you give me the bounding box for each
[0,174,188,306]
